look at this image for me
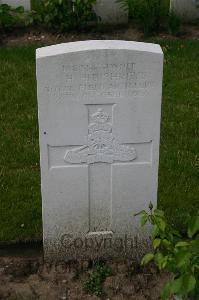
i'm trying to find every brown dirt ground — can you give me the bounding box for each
[0,253,173,300]
[1,23,199,48]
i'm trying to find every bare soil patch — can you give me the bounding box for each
[0,25,143,47]
[0,253,172,300]
[1,23,199,48]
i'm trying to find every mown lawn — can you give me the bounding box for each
[0,40,199,241]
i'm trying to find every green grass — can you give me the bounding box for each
[0,40,199,241]
[158,40,199,229]
[0,47,41,241]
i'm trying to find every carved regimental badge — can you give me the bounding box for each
[64,108,137,164]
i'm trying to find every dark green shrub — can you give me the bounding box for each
[168,10,181,36]
[136,204,199,299]
[117,0,181,36]
[31,0,44,12]
[31,0,97,31]
[0,4,25,31]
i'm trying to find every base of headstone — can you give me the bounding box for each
[170,0,199,21]
[43,232,152,263]
[94,0,128,24]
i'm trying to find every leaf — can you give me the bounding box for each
[169,277,182,295]
[191,264,199,273]
[134,210,149,226]
[152,224,160,238]
[156,217,166,232]
[154,252,164,268]
[141,214,148,226]
[175,250,191,268]
[154,209,165,217]
[172,229,182,238]
[162,239,171,249]
[175,241,190,248]
[134,210,147,217]
[153,238,161,249]
[188,216,199,238]
[161,281,173,300]
[161,275,194,298]
[155,253,169,269]
[180,274,196,295]
[191,234,199,253]
[161,275,196,298]
[141,253,154,265]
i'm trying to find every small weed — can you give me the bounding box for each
[84,262,112,296]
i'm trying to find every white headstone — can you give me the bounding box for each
[94,0,128,23]
[170,0,199,20]
[36,40,163,261]
[0,0,30,10]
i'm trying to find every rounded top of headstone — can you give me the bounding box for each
[36,40,163,59]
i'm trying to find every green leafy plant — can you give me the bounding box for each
[31,0,97,31]
[136,204,199,299]
[84,262,112,296]
[117,0,170,35]
[117,0,181,36]
[0,3,25,31]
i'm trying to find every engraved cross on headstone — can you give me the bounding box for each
[64,103,137,234]
[48,103,153,236]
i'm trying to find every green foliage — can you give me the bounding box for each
[136,204,199,299]
[84,262,112,296]
[188,216,199,238]
[30,0,97,31]
[31,0,43,12]
[0,4,25,31]
[117,0,181,36]
[168,11,181,36]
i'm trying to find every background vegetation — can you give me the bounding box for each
[30,0,97,31]
[118,0,181,35]
[0,0,182,35]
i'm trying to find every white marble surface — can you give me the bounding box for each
[94,0,128,23]
[36,40,163,261]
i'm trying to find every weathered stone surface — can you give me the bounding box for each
[170,0,199,20]
[94,0,128,24]
[36,40,163,261]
